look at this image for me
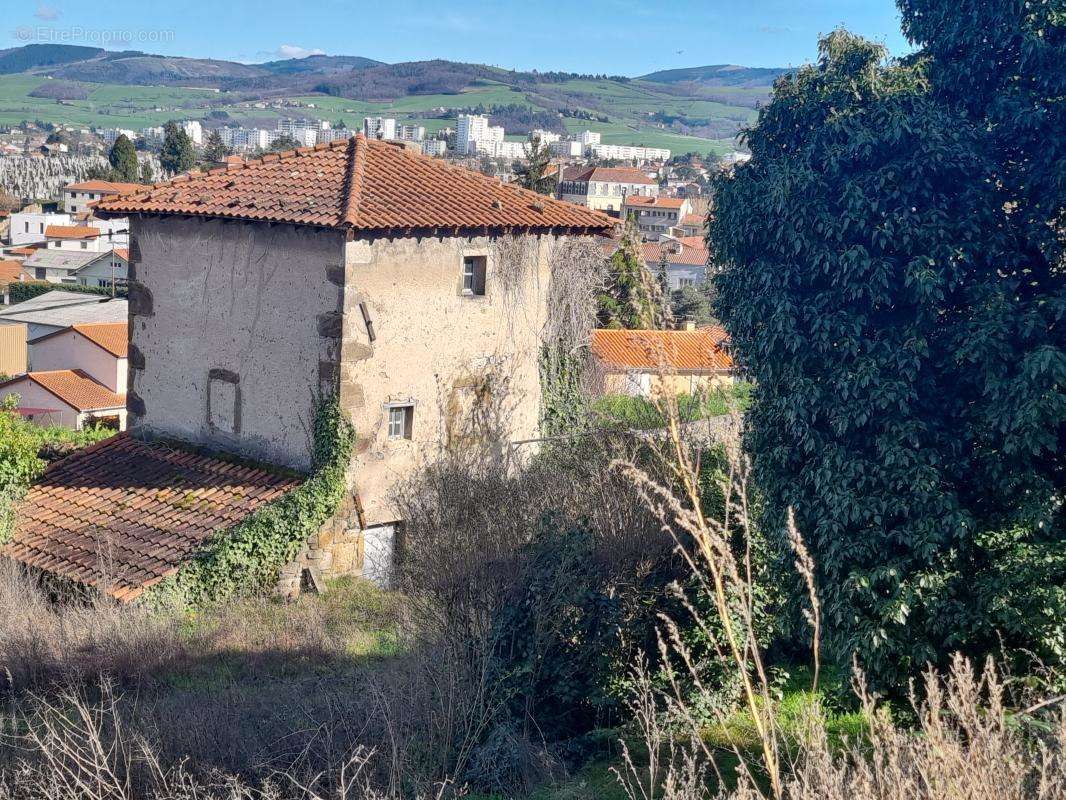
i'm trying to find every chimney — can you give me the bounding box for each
[683,320,697,331]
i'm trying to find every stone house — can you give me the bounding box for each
[3,134,613,600]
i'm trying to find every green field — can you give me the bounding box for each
[0,73,747,155]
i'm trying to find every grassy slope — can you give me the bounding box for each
[0,74,754,155]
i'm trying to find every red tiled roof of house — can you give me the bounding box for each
[8,246,39,257]
[0,259,31,284]
[681,214,704,227]
[113,248,129,262]
[45,225,100,240]
[65,180,143,194]
[4,433,304,601]
[641,241,709,267]
[625,196,687,209]
[0,369,124,412]
[591,327,733,372]
[95,135,615,235]
[562,165,657,185]
[33,322,128,358]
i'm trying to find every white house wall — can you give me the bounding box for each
[30,333,126,393]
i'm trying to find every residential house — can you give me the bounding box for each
[63,180,142,216]
[558,166,659,214]
[624,196,693,240]
[0,291,127,339]
[29,321,128,395]
[0,369,126,430]
[4,134,614,601]
[642,237,709,290]
[0,260,33,303]
[21,248,129,288]
[9,212,71,246]
[679,214,704,238]
[588,326,734,398]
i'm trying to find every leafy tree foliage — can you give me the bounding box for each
[159,122,195,175]
[513,135,555,195]
[597,219,663,329]
[107,134,138,182]
[265,134,300,154]
[710,29,1064,688]
[671,283,716,327]
[202,129,229,164]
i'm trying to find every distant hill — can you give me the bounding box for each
[639,64,789,87]
[0,43,106,74]
[259,55,384,75]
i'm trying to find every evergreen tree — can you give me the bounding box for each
[107,135,138,182]
[203,130,229,163]
[710,26,1064,689]
[139,161,155,185]
[159,122,195,175]
[656,248,673,327]
[265,134,300,153]
[597,218,662,330]
[514,135,556,195]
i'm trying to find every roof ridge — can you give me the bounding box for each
[341,133,367,228]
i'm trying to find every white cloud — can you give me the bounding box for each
[34,3,60,20]
[275,44,325,60]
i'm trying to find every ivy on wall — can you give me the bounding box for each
[144,399,354,610]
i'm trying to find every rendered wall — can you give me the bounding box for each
[126,217,346,471]
[338,232,563,526]
[30,333,125,393]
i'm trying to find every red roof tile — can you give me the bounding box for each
[0,370,124,412]
[562,166,656,185]
[625,196,687,209]
[642,241,709,267]
[0,260,32,285]
[96,135,615,235]
[45,225,100,240]
[5,433,304,600]
[33,322,128,358]
[65,180,143,194]
[591,327,733,372]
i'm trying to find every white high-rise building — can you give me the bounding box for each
[588,143,670,163]
[455,114,504,155]
[397,124,426,142]
[363,117,397,140]
[182,120,204,146]
[219,127,271,152]
[580,130,602,146]
[530,129,561,145]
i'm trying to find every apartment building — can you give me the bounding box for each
[558,165,659,213]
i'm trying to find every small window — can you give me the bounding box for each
[80,241,88,249]
[387,405,413,440]
[462,256,487,296]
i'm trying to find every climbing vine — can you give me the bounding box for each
[144,398,354,610]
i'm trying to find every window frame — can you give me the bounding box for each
[461,255,487,297]
[386,403,414,440]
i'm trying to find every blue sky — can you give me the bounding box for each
[8,0,911,73]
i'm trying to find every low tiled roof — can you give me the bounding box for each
[591,327,734,372]
[562,166,656,185]
[625,196,687,209]
[642,241,709,267]
[32,322,128,358]
[0,369,124,412]
[0,260,31,285]
[4,433,304,601]
[7,246,40,258]
[681,214,704,227]
[113,248,130,261]
[95,135,615,235]
[0,295,127,330]
[65,180,142,194]
[45,225,100,240]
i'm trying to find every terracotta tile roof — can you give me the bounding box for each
[0,370,124,412]
[641,241,709,267]
[625,195,687,209]
[681,214,704,227]
[0,260,31,284]
[5,433,304,600]
[562,165,657,186]
[7,246,39,257]
[32,322,128,357]
[45,225,100,240]
[95,135,615,235]
[65,180,142,194]
[113,248,130,262]
[591,327,733,372]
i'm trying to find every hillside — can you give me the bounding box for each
[0,44,784,155]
